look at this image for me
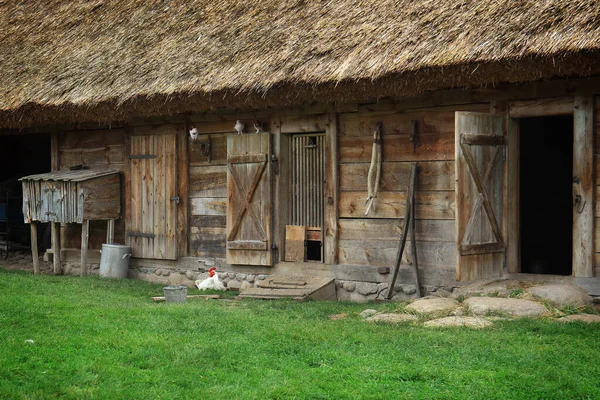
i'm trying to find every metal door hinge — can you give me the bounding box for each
[170,196,180,204]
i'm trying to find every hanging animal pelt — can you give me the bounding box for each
[365,122,382,215]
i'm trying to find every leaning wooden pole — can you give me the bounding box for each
[408,177,422,298]
[386,162,417,300]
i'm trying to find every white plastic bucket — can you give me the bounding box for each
[99,243,131,278]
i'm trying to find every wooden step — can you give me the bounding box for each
[239,276,337,300]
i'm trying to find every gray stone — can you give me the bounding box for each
[424,316,492,329]
[337,290,374,303]
[185,270,196,280]
[161,269,171,276]
[228,272,236,279]
[527,284,593,308]
[377,282,389,295]
[236,273,246,281]
[359,309,379,318]
[226,279,242,290]
[423,285,438,293]
[240,281,254,290]
[155,269,162,276]
[246,274,256,283]
[356,282,378,295]
[464,297,548,318]
[406,298,459,315]
[256,274,267,281]
[396,284,416,295]
[558,314,600,323]
[168,272,183,285]
[343,282,356,292]
[366,313,418,324]
[391,291,414,302]
[454,278,521,298]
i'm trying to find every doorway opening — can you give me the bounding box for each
[519,116,573,275]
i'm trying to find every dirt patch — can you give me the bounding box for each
[0,250,52,274]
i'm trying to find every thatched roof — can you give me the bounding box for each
[1,0,600,128]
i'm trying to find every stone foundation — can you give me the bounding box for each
[59,262,453,302]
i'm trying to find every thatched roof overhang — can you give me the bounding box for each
[1,0,600,129]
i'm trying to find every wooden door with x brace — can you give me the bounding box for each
[226,132,273,266]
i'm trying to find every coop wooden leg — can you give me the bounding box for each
[30,222,40,275]
[106,219,115,244]
[51,222,61,275]
[80,220,89,277]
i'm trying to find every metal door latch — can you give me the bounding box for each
[170,196,180,204]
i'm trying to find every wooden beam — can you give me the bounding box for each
[508,97,573,118]
[106,219,115,244]
[51,222,61,274]
[324,113,339,264]
[30,222,40,274]
[573,96,594,277]
[80,220,89,277]
[178,125,189,257]
[506,118,520,273]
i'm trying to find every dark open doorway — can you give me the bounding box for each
[519,116,573,275]
[0,133,51,250]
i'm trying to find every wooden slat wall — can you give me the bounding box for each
[337,104,488,273]
[592,97,600,273]
[188,122,235,258]
[58,129,126,251]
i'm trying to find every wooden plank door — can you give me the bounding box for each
[226,132,272,266]
[455,112,506,281]
[129,133,178,260]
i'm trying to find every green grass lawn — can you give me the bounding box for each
[0,268,599,400]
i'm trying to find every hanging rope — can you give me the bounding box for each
[365,122,382,215]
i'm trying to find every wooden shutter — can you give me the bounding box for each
[455,112,505,281]
[226,132,272,266]
[129,133,178,260]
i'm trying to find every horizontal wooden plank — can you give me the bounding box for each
[339,132,454,163]
[59,129,126,149]
[338,218,455,242]
[280,115,327,133]
[226,240,268,250]
[509,97,573,118]
[340,110,456,138]
[133,124,185,137]
[59,145,126,168]
[339,191,455,220]
[338,239,456,269]
[460,134,505,146]
[460,242,505,256]
[189,165,227,197]
[228,153,267,164]
[189,238,226,257]
[190,198,227,216]
[340,161,454,192]
[189,134,227,166]
[190,215,226,229]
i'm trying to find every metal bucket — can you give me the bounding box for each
[99,244,131,278]
[163,285,188,303]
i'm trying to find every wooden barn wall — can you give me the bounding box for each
[57,129,127,252]
[336,104,489,280]
[187,121,230,258]
[594,96,600,277]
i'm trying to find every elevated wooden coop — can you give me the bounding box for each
[19,169,121,275]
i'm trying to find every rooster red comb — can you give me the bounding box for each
[208,267,216,277]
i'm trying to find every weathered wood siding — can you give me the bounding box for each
[58,129,126,251]
[337,104,489,278]
[593,97,600,276]
[188,121,231,258]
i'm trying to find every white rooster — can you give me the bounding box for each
[195,267,226,291]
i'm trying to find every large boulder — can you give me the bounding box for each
[464,297,548,318]
[559,314,600,323]
[405,297,459,315]
[527,284,593,308]
[424,316,492,329]
[453,278,522,298]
